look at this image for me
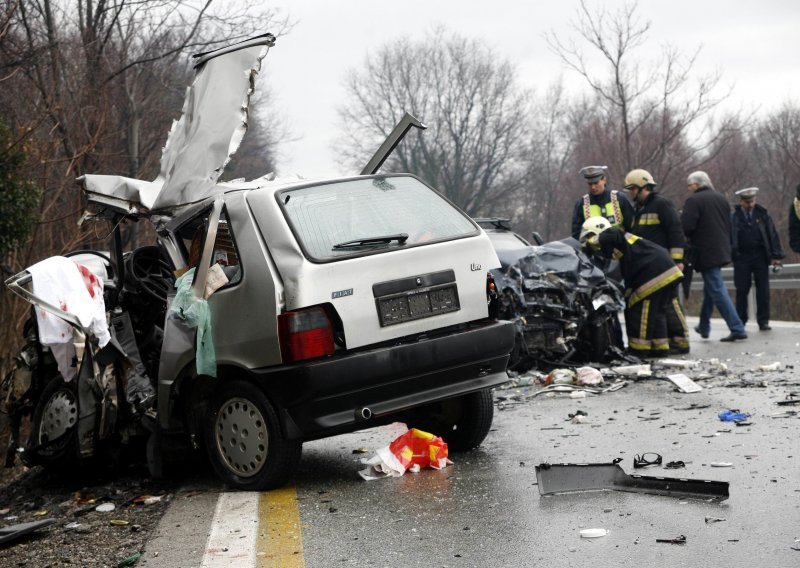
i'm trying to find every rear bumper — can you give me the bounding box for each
[251,319,514,439]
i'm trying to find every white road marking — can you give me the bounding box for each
[202,491,259,567]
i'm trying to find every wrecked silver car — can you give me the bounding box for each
[476,219,625,371]
[3,35,514,490]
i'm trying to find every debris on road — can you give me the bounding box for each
[666,373,703,393]
[705,516,726,523]
[575,366,604,386]
[608,364,651,377]
[632,452,662,468]
[718,410,748,422]
[358,428,451,481]
[0,518,56,546]
[567,410,589,424]
[580,528,608,538]
[535,460,729,501]
[656,535,687,545]
[546,369,577,385]
[759,362,784,371]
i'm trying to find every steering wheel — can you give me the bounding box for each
[128,247,175,303]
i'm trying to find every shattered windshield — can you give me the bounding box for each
[279,175,478,261]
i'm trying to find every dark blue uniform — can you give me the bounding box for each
[731,204,784,327]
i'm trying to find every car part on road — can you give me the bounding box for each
[0,518,56,546]
[535,460,729,501]
[656,535,687,545]
[665,373,703,393]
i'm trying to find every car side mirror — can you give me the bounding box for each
[531,231,544,246]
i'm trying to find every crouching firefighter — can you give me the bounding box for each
[579,217,683,358]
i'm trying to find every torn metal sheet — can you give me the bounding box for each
[0,518,56,546]
[535,461,729,501]
[79,33,275,214]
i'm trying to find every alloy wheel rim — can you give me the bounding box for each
[39,388,77,444]
[214,397,269,478]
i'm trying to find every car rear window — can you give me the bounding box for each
[279,176,478,261]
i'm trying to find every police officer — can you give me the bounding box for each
[571,166,635,240]
[731,187,785,330]
[579,217,683,358]
[623,168,690,354]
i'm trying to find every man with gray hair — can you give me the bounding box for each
[681,171,747,341]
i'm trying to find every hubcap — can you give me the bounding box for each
[214,397,269,478]
[39,387,77,444]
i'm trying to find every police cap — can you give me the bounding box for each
[580,165,608,183]
[735,187,758,201]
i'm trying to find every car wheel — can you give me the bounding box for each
[27,376,78,467]
[416,388,494,452]
[204,381,302,490]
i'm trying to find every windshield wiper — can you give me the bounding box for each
[332,233,409,250]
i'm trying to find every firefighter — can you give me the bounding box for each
[623,168,690,354]
[570,165,635,240]
[579,217,683,358]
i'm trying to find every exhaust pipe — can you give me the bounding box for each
[355,407,373,421]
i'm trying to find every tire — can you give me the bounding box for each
[204,381,302,490]
[27,376,79,468]
[416,388,494,452]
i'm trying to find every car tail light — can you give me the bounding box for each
[278,307,335,363]
[487,272,500,319]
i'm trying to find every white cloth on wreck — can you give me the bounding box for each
[27,256,110,379]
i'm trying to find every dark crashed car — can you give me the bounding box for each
[476,219,625,371]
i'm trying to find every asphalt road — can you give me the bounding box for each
[140,319,800,567]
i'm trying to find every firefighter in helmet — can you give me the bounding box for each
[624,168,690,354]
[579,217,683,358]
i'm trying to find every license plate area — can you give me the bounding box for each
[375,283,460,327]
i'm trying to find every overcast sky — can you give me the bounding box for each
[260,0,800,178]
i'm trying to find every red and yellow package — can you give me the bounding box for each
[388,428,449,471]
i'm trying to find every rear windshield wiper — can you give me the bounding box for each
[332,233,409,250]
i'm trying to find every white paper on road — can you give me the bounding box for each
[666,373,703,393]
[202,492,258,567]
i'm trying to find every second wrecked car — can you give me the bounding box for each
[476,218,625,371]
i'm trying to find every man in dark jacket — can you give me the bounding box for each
[681,171,747,342]
[571,165,635,240]
[731,187,784,330]
[624,168,690,354]
[580,217,683,358]
[789,183,800,254]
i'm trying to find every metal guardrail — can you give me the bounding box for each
[688,263,800,322]
[689,263,800,290]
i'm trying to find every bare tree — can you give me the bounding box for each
[0,0,291,374]
[514,81,580,241]
[545,0,737,195]
[337,28,532,216]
